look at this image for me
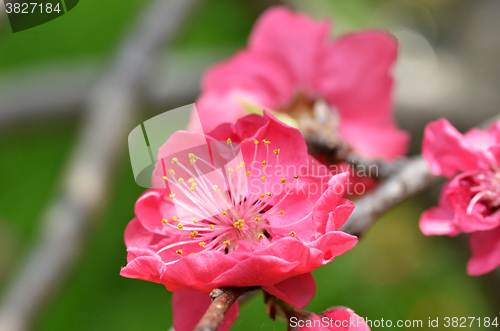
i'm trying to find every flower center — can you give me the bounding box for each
[156,138,306,264]
[466,170,500,214]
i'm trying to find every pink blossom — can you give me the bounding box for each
[121,112,358,330]
[293,307,370,330]
[190,6,409,161]
[420,118,500,275]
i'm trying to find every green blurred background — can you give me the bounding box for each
[0,0,499,330]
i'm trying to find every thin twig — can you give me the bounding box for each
[0,1,197,331]
[340,156,439,236]
[194,287,250,331]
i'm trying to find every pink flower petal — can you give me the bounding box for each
[249,6,330,96]
[262,272,316,309]
[124,217,155,249]
[120,248,164,284]
[419,206,458,236]
[423,119,487,177]
[467,226,500,276]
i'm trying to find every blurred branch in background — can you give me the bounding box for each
[0,1,198,331]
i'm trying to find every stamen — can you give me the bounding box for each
[227,138,232,145]
[189,231,198,238]
[258,234,265,239]
[176,249,183,255]
[281,178,286,183]
[177,223,184,229]
[172,157,178,164]
[233,219,245,230]
[279,210,284,215]
[199,242,206,247]
[274,149,280,155]
[262,160,267,166]
[261,176,267,182]
[289,231,296,237]
[161,218,168,225]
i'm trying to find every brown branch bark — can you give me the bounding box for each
[193,287,250,331]
[340,155,439,236]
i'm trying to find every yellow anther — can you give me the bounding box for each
[193,218,198,224]
[258,234,265,239]
[260,193,265,198]
[188,178,194,183]
[227,138,232,145]
[281,178,287,183]
[228,167,233,173]
[189,253,193,255]
[188,153,196,159]
[263,139,270,145]
[294,175,299,179]
[163,176,168,180]
[254,217,260,222]
[178,178,184,183]
[177,223,183,230]
[210,225,215,230]
[261,176,267,182]
[189,231,198,238]
[254,140,259,145]
[172,216,178,221]
[279,210,284,215]
[266,192,271,196]
[172,157,178,163]
[237,165,242,170]
[246,171,251,176]
[199,242,206,247]
[289,231,296,237]
[161,218,168,225]
[212,185,219,190]
[222,211,227,216]
[169,169,175,175]
[223,240,231,245]
[176,249,183,255]
[240,162,245,167]
[233,219,245,230]
[169,193,176,198]
[262,160,267,166]
[274,149,280,155]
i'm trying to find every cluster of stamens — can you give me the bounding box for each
[155,137,312,265]
[466,169,500,215]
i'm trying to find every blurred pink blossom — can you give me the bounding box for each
[420,118,500,275]
[189,6,409,161]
